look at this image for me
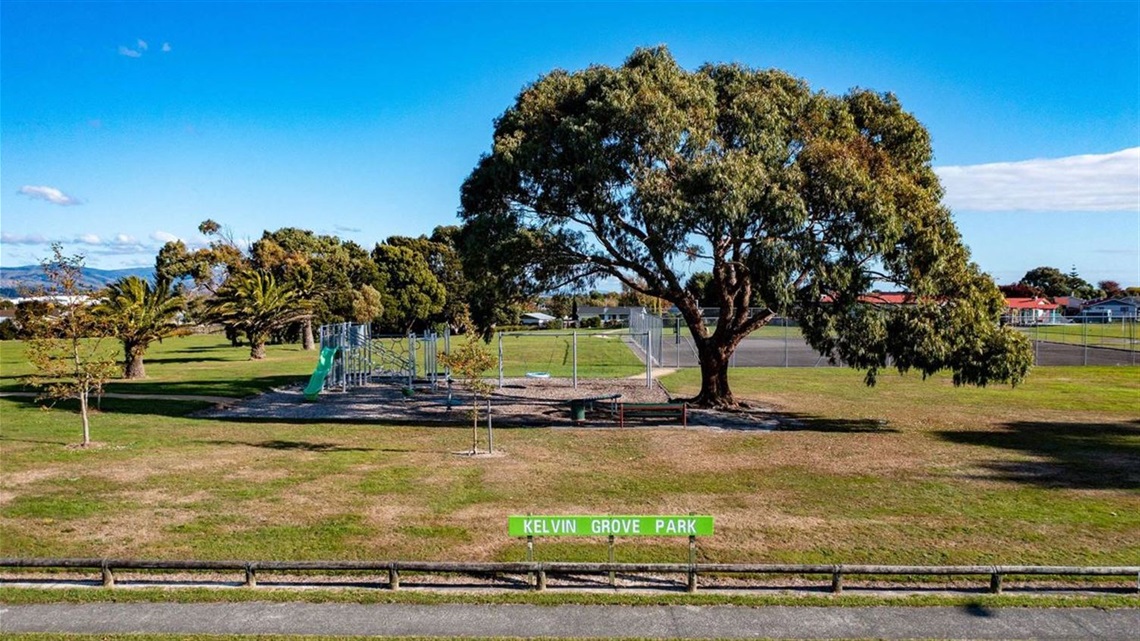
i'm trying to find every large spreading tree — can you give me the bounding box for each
[459,46,1032,407]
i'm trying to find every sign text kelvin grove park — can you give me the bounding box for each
[509,515,714,537]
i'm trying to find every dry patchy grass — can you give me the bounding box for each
[1,366,1137,567]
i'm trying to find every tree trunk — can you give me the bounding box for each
[124,341,146,379]
[692,340,735,408]
[250,341,267,360]
[302,318,315,351]
[471,398,480,454]
[79,387,91,446]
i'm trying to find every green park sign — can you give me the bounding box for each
[509,515,714,537]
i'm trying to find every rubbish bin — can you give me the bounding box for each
[569,399,587,424]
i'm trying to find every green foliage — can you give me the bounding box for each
[350,283,384,323]
[95,275,184,379]
[21,245,119,446]
[386,226,472,329]
[684,272,715,307]
[371,244,446,333]
[1020,266,1099,299]
[459,46,1032,406]
[250,227,381,329]
[206,271,311,359]
[155,222,249,293]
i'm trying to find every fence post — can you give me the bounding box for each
[675,317,681,369]
[831,566,843,594]
[649,330,654,388]
[245,563,257,587]
[687,534,697,593]
[101,560,114,588]
[990,569,1003,594]
[498,333,504,389]
[573,331,578,389]
[536,563,546,591]
[1034,322,1040,365]
[1083,322,1088,366]
[784,316,789,368]
[608,535,616,586]
[389,563,400,590]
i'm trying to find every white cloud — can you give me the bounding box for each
[79,234,102,245]
[935,148,1140,213]
[113,234,137,245]
[137,39,148,51]
[118,45,142,58]
[18,185,82,206]
[150,231,180,243]
[0,232,48,245]
[161,42,172,53]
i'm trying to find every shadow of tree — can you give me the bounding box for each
[776,413,899,433]
[0,394,210,418]
[936,419,1140,490]
[103,375,303,398]
[201,439,375,453]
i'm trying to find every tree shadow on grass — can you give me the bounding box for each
[775,412,899,433]
[935,419,1140,490]
[133,357,232,365]
[103,375,304,399]
[200,439,376,453]
[0,395,209,419]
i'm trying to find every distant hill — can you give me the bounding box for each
[0,265,154,299]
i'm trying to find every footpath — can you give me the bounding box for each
[3,602,1139,639]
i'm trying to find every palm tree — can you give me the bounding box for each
[208,270,310,359]
[97,276,184,379]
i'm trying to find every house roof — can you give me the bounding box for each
[1085,297,1140,310]
[521,312,557,321]
[576,306,644,315]
[1005,297,1059,310]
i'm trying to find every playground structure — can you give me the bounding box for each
[309,310,665,398]
[313,322,450,394]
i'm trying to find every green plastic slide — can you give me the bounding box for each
[303,347,339,402]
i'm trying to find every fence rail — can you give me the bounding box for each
[2,558,1136,595]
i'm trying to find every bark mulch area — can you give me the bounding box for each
[196,377,779,431]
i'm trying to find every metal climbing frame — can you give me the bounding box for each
[318,323,450,391]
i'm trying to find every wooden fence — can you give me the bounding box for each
[2,558,1137,594]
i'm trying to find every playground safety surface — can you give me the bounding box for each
[196,377,780,430]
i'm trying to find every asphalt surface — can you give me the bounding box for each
[3,603,1140,639]
[648,334,1138,368]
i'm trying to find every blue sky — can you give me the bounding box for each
[2,1,1137,287]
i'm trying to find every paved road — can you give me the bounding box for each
[641,335,1139,369]
[4,603,1139,639]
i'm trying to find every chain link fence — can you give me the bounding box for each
[655,316,1138,368]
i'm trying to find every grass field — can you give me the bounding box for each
[1015,321,1139,351]
[496,331,644,378]
[1,333,1136,569]
[0,331,645,397]
[0,335,317,398]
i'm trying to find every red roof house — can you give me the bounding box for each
[1003,297,1061,325]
